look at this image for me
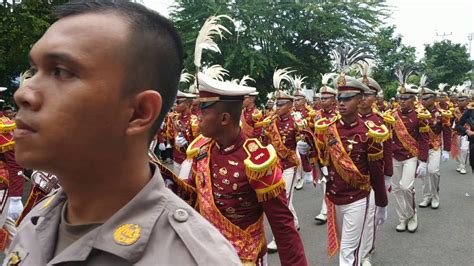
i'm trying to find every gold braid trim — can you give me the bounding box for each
[368,150,384,161]
[419,125,430,133]
[254,179,285,202]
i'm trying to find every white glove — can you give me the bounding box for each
[158,143,166,151]
[384,175,392,192]
[376,206,388,226]
[296,140,310,155]
[8,197,24,221]
[175,135,188,148]
[441,150,450,162]
[416,161,427,177]
[165,142,172,149]
[321,166,329,176]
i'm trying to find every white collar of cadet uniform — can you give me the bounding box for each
[24,164,195,265]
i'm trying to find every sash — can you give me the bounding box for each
[195,142,265,264]
[393,111,419,158]
[428,127,442,151]
[325,124,371,191]
[268,120,298,166]
[325,197,339,257]
[241,114,254,138]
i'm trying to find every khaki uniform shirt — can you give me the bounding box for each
[4,164,241,265]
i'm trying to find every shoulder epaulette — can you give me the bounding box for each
[416,109,432,120]
[440,109,453,118]
[0,117,15,134]
[365,120,389,143]
[186,134,212,159]
[251,109,263,122]
[382,112,395,125]
[314,116,338,133]
[243,138,278,180]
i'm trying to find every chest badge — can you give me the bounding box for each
[228,160,239,166]
[114,224,141,246]
[6,251,22,266]
[219,167,228,176]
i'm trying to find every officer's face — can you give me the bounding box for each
[360,94,376,110]
[199,106,220,138]
[337,95,361,117]
[276,101,292,117]
[13,14,133,171]
[294,98,305,109]
[320,96,335,111]
[421,95,435,108]
[173,99,190,113]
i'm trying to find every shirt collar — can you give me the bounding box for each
[38,164,167,264]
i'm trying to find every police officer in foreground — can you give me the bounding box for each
[6,1,241,265]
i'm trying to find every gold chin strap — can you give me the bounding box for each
[198,96,220,102]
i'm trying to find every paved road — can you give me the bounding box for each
[266,159,474,265]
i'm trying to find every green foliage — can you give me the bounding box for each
[170,0,388,105]
[421,40,473,87]
[370,26,417,99]
[0,0,66,102]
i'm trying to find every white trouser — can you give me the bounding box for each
[173,161,182,175]
[423,149,441,202]
[335,196,369,266]
[361,190,376,259]
[296,152,303,182]
[314,162,327,215]
[392,157,417,223]
[457,135,469,170]
[282,167,299,228]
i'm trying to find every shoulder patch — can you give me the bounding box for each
[365,120,389,143]
[243,138,277,180]
[314,116,338,133]
[440,110,453,118]
[186,134,211,159]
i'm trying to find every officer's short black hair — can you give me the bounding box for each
[55,0,183,138]
[215,101,243,125]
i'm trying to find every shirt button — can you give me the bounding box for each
[173,208,189,222]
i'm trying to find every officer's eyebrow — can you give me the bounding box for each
[29,51,85,71]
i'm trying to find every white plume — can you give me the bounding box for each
[321,73,337,86]
[273,68,294,89]
[239,75,255,86]
[291,75,307,89]
[203,64,229,81]
[194,15,233,68]
[419,74,429,88]
[180,71,194,84]
[438,83,449,91]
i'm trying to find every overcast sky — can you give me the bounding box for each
[144,0,473,59]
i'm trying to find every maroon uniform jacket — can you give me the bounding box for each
[359,112,394,177]
[166,112,197,164]
[5,150,24,197]
[392,108,429,162]
[240,106,263,139]
[322,117,388,207]
[426,105,452,151]
[184,133,307,265]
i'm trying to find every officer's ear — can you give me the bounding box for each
[220,112,232,126]
[126,90,162,137]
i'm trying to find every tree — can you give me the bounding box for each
[370,26,417,99]
[0,0,66,102]
[421,40,473,87]
[170,0,389,105]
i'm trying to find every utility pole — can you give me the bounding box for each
[468,32,474,58]
[435,31,453,41]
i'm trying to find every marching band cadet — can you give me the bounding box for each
[0,86,17,252]
[181,72,307,265]
[312,92,322,111]
[264,68,314,253]
[357,62,394,265]
[312,73,338,225]
[166,91,200,174]
[418,75,452,209]
[391,68,429,233]
[453,87,470,174]
[241,89,265,140]
[314,47,388,265]
[292,75,314,191]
